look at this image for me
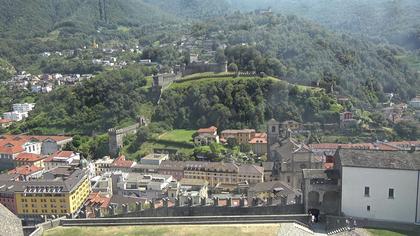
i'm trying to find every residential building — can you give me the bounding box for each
[15,169,90,219]
[194,126,219,145]
[0,144,25,170]
[176,178,209,205]
[0,135,72,170]
[12,103,35,113]
[93,156,114,176]
[249,132,267,155]
[115,172,173,199]
[110,155,135,172]
[140,153,169,165]
[0,178,19,214]
[91,174,113,195]
[337,149,420,224]
[43,151,80,170]
[85,192,111,218]
[339,111,358,129]
[3,111,27,122]
[157,160,186,180]
[184,162,264,187]
[13,153,45,168]
[8,165,44,180]
[220,129,256,144]
[408,96,420,109]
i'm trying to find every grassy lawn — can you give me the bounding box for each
[158,129,195,143]
[43,224,281,236]
[181,72,232,80]
[367,228,420,236]
[171,75,280,89]
[124,129,196,159]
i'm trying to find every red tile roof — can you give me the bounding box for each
[15,153,43,162]
[249,133,267,144]
[0,119,13,124]
[0,135,72,143]
[197,126,217,134]
[44,151,76,162]
[0,144,25,154]
[53,151,75,158]
[8,165,43,176]
[309,142,403,151]
[86,192,111,208]
[111,155,134,168]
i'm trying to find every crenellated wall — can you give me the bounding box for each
[108,118,148,157]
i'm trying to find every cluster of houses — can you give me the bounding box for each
[5,72,93,94]
[0,103,35,127]
[0,135,290,222]
[0,118,420,226]
[193,121,306,155]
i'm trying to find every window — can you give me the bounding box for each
[364,187,370,197]
[287,176,291,183]
[367,205,371,211]
[388,188,394,199]
[271,126,276,133]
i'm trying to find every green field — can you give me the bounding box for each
[367,228,420,236]
[171,75,280,89]
[132,129,196,158]
[158,129,195,143]
[43,224,280,236]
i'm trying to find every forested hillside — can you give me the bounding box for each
[0,0,232,38]
[199,13,419,104]
[154,77,342,130]
[0,0,175,38]
[227,0,420,50]
[18,67,153,135]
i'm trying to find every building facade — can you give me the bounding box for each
[337,149,420,224]
[194,126,219,146]
[15,169,90,219]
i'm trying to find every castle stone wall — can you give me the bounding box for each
[182,62,227,76]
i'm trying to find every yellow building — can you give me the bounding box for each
[184,162,264,187]
[220,129,256,144]
[15,169,90,218]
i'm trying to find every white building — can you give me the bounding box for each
[94,156,114,176]
[409,96,420,109]
[194,126,219,146]
[338,149,420,224]
[140,153,169,166]
[3,111,27,121]
[12,103,35,113]
[43,151,80,170]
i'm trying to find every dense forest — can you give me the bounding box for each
[16,66,152,135]
[227,0,420,50]
[154,77,343,130]
[188,13,419,105]
[0,0,418,140]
